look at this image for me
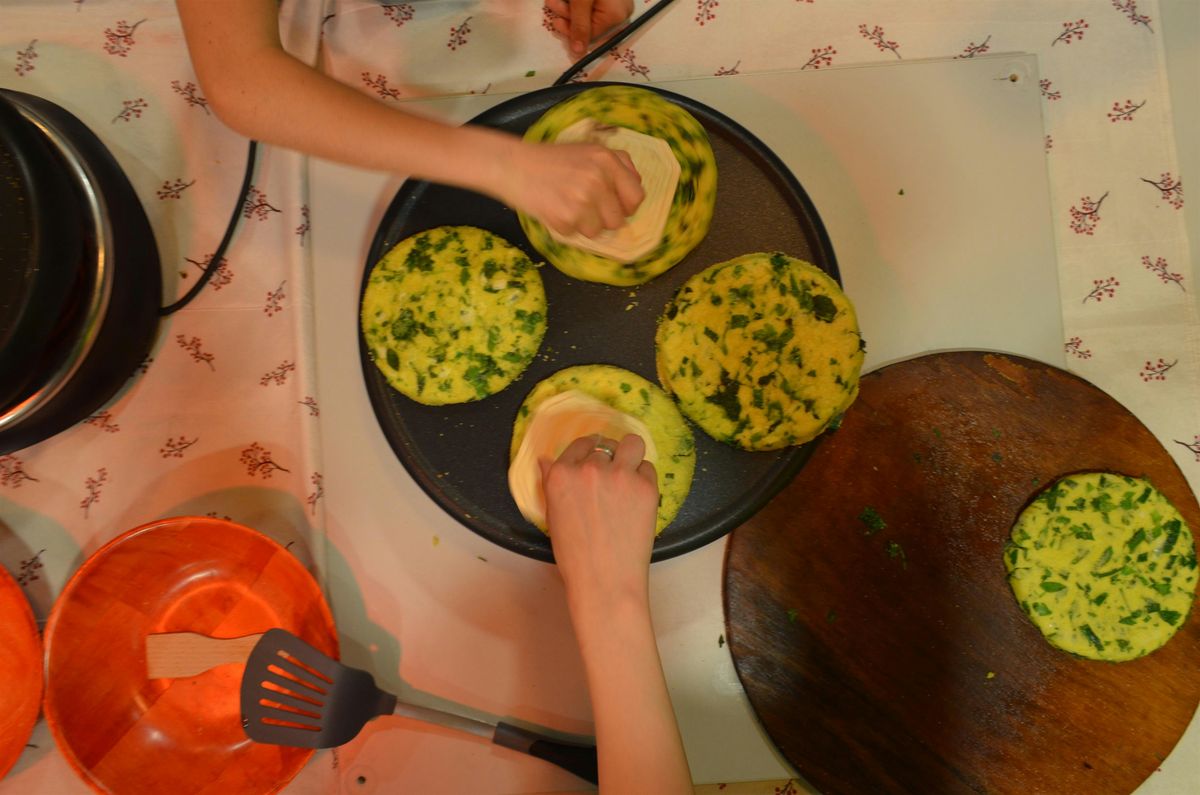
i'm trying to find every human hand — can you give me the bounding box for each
[544,0,635,56]
[502,140,644,238]
[540,433,659,610]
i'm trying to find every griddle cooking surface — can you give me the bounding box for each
[359,82,839,562]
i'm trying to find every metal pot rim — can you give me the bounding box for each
[0,93,113,432]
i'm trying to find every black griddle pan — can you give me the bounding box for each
[359,82,839,563]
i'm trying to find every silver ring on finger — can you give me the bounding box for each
[592,441,616,460]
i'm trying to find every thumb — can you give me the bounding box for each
[569,0,595,54]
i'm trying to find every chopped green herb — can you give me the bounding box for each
[1040,581,1066,592]
[885,540,907,569]
[811,294,837,323]
[826,609,837,623]
[1080,624,1105,652]
[786,608,799,622]
[718,634,725,648]
[859,506,887,535]
[704,370,743,423]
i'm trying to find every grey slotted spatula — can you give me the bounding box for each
[240,628,598,784]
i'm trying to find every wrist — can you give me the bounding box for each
[458,126,522,202]
[564,581,653,649]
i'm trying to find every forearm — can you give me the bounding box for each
[569,592,692,794]
[176,0,515,195]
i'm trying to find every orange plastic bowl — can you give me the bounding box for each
[43,517,337,795]
[0,563,41,780]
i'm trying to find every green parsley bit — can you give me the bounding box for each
[859,506,887,535]
[886,540,907,569]
[787,608,799,622]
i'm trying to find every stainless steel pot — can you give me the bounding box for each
[0,89,160,454]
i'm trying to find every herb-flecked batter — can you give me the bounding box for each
[361,226,546,405]
[655,252,864,451]
[1006,472,1198,661]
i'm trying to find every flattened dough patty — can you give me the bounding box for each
[361,226,546,405]
[1005,472,1198,661]
[656,252,864,450]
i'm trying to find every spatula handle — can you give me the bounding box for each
[492,722,598,785]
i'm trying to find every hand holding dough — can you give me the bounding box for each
[509,389,658,529]
[547,119,681,263]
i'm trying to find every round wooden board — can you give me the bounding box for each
[724,351,1200,795]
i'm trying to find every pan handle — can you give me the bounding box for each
[492,721,599,784]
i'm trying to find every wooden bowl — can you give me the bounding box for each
[43,517,337,795]
[0,562,42,780]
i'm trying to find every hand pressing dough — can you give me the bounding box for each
[546,119,681,264]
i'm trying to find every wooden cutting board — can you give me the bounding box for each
[724,351,1200,795]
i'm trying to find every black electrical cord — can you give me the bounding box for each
[158,139,258,316]
[553,0,678,86]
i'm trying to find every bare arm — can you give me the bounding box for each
[541,434,692,794]
[175,0,642,236]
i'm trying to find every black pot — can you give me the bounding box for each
[0,89,161,455]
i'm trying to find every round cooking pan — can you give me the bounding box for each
[359,82,840,563]
[0,90,160,455]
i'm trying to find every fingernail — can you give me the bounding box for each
[572,40,585,54]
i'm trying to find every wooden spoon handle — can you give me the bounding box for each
[145,632,265,679]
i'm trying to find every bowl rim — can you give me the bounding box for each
[0,562,43,782]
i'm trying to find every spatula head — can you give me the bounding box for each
[240,628,398,749]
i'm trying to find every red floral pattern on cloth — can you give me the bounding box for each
[0,13,324,755]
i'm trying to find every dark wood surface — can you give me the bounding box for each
[724,351,1200,795]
